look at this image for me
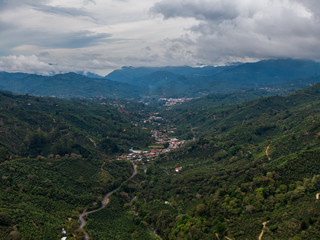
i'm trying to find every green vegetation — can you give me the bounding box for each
[2,59,320,100]
[85,183,160,240]
[125,82,320,239]
[107,59,320,98]
[148,145,165,149]
[0,91,152,239]
[0,157,132,240]
[4,75,320,239]
[0,91,152,158]
[0,72,141,99]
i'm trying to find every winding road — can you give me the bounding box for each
[258,221,270,240]
[266,145,271,161]
[78,163,137,240]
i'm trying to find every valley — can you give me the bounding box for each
[3,0,320,238]
[2,59,320,239]
[75,82,320,239]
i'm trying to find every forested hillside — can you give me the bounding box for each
[2,59,320,101]
[0,72,140,99]
[107,59,320,98]
[124,83,320,239]
[0,92,152,240]
[3,70,320,240]
[3,0,320,238]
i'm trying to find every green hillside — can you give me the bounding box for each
[0,92,152,240]
[107,59,320,98]
[0,91,152,158]
[126,83,320,240]
[0,72,140,99]
[3,80,320,239]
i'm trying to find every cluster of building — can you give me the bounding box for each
[143,113,163,123]
[158,97,193,106]
[152,130,185,149]
[117,129,184,164]
[118,148,166,162]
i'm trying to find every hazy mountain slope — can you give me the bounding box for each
[107,59,320,97]
[210,58,320,87]
[106,65,231,84]
[0,72,140,99]
[1,59,319,100]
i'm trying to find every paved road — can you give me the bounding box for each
[258,221,270,240]
[266,145,271,161]
[78,163,137,240]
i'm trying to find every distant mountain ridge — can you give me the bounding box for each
[106,65,231,83]
[0,71,140,99]
[1,59,320,99]
[77,71,104,79]
[106,59,320,98]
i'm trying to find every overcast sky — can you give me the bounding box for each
[0,0,319,75]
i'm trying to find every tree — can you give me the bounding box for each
[0,147,9,162]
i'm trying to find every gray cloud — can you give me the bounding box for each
[0,0,167,74]
[152,0,320,64]
[0,27,112,50]
[2,0,320,75]
[36,31,112,49]
[301,0,320,16]
[84,0,96,4]
[152,0,239,21]
[0,21,13,32]
[0,1,97,21]
[0,54,119,76]
[0,0,48,10]
[31,5,95,20]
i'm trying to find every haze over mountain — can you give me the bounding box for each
[2,0,320,239]
[1,59,320,100]
[108,59,320,97]
[1,1,320,75]
[3,73,320,239]
[0,72,140,99]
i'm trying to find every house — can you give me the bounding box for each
[129,148,142,154]
[175,167,182,173]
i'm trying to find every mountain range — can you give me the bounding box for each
[106,59,320,97]
[2,58,320,239]
[1,59,320,100]
[0,72,140,99]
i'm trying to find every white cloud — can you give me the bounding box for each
[0,0,319,74]
[152,0,320,65]
[0,0,199,74]
[0,55,54,75]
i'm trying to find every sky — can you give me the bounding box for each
[0,0,320,75]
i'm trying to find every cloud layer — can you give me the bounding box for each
[0,55,54,75]
[152,0,320,64]
[0,0,320,74]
